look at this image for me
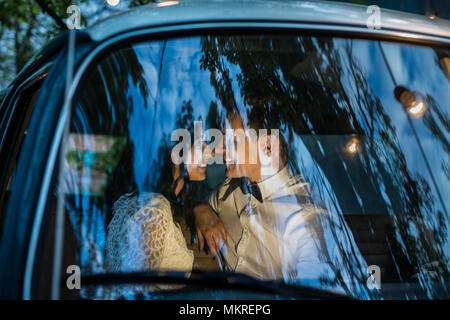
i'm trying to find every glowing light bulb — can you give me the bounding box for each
[157,1,179,7]
[346,138,360,155]
[406,100,427,118]
[427,12,438,20]
[408,101,424,115]
[107,0,120,6]
[394,86,427,119]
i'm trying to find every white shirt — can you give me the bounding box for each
[209,166,369,296]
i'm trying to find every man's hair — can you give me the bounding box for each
[246,116,289,166]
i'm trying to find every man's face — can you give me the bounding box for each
[222,114,260,180]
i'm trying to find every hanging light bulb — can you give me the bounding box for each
[394,86,427,119]
[427,12,438,20]
[408,100,426,116]
[346,137,360,155]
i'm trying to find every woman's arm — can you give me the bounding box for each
[118,198,171,271]
[139,207,170,270]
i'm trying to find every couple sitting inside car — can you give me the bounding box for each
[105,111,369,297]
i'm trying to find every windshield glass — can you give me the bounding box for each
[57,34,449,300]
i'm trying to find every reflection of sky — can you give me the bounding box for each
[293,135,343,214]
[381,42,449,210]
[129,37,248,190]
[128,38,216,189]
[347,40,449,212]
[123,35,449,272]
[335,38,450,256]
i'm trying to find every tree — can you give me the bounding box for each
[0,0,157,89]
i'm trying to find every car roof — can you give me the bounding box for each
[86,0,450,42]
[5,0,449,93]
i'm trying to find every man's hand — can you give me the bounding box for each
[193,203,227,256]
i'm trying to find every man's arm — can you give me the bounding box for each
[193,201,227,256]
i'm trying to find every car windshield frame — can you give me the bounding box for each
[17,22,450,300]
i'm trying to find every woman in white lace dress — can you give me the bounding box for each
[105,142,212,297]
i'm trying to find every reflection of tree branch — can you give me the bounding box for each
[34,0,66,29]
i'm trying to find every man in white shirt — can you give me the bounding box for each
[194,113,369,297]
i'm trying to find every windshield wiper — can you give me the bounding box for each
[79,270,353,300]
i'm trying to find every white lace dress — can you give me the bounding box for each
[105,192,194,298]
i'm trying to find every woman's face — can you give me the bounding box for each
[186,141,214,181]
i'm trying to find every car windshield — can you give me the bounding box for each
[57,34,449,299]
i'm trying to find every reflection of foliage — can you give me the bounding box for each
[72,47,150,135]
[206,101,223,130]
[423,95,450,153]
[200,35,449,298]
[423,94,450,184]
[176,99,195,137]
[66,137,126,174]
[129,0,156,7]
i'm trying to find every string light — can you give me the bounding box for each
[394,86,427,119]
[427,12,438,20]
[346,137,360,155]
